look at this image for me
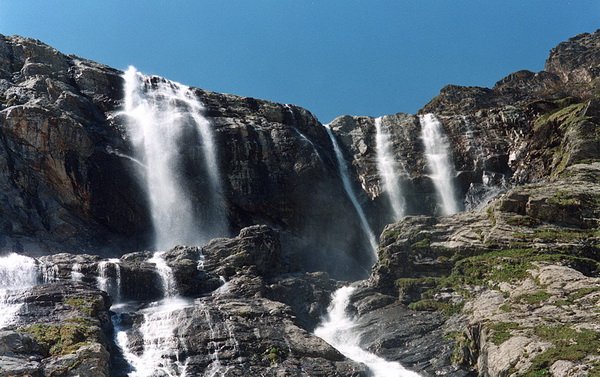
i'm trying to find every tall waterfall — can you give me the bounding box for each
[324,125,378,256]
[374,116,405,221]
[419,113,459,216]
[0,253,39,329]
[122,66,227,250]
[315,287,421,377]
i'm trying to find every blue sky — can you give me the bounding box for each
[1,1,598,122]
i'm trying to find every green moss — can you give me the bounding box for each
[513,228,600,243]
[395,277,439,289]
[525,325,600,375]
[411,237,431,249]
[499,303,512,312]
[489,322,520,345]
[506,215,539,227]
[20,323,99,356]
[516,290,551,305]
[569,287,600,301]
[65,296,103,317]
[533,102,588,131]
[262,345,285,366]
[408,299,463,316]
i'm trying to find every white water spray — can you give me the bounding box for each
[97,258,122,304]
[0,253,39,329]
[374,117,405,221]
[71,262,84,282]
[324,125,378,255]
[419,114,459,216]
[116,252,191,377]
[118,298,190,377]
[315,287,421,377]
[122,66,227,249]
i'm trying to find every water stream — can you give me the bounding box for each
[374,116,405,221]
[324,125,378,256]
[122,66,227,250]
[315,286,421,377]
[419,113,460,216]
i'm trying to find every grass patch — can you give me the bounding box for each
[489,322,520,345]
[408,299,463,316]
[516,290,551,305]
[524,325,600,376]
[569,287,600,301]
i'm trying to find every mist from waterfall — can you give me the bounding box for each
[324,125,378,256]
[315,286,421,377]
[374,116,405,221]
[419,113,460,216]
[122,66,227,250]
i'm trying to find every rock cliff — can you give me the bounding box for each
[1,28,600,377]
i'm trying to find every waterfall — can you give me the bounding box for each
[0,253,39,329]
[115,253,190,377]
[324,125,378,256]
[97,258,122,304]
[315,287,421,377]
[71,262,84,281]
[419,114,460,216]
[122,66,227,250]
[117,298,190,377]
[149,252,178,298]
[374,116,405,221]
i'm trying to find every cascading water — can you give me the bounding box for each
[324,125,378,255]
[116,252,191,377]
[374,116,406,221]
[0,253,39,329]
[122,66,227,250]
[419,113,460,216]
[315,286,420,377]
[97,258,122,304]
[71,262,84,281]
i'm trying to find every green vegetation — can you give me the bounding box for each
[21,323,99,356]
[65,296,104,317]
[513,228,600,243]
[533,102,589,132]
[262,345,285,366]
[506,215,540,227]
[515,290,551,305]
[408,299,463,316]
[524,325,600,376]
[489,322,520,345]
[569,287,600,301]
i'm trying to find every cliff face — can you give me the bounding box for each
[1,28,600,377]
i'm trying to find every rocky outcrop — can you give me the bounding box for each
[0,282,112,377]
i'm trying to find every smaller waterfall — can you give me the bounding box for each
[324,125,378,256]
[97,258,122,304]
[0,253,39,329]
[115,252,190,377]
[117,298,190,377]
[419,114,460,216]
[71,262,84,282]
[149,252,177,298]
[374,116,405,221]
[315,287,421,377]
